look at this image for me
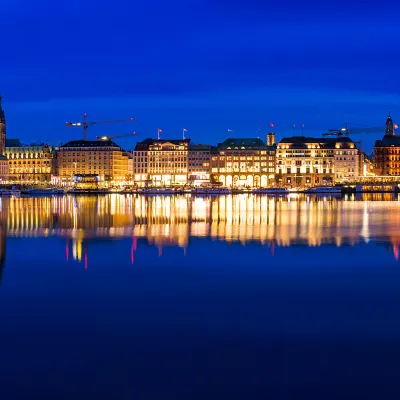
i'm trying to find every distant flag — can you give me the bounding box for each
[182,128,188,139]
[269,122,274,128]
[227,129,233,133]
[293,124,296,128]
[157,128,162,140]
[395,124,399,130]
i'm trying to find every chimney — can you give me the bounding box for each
[267,132,275,146]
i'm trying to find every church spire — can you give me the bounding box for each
[385,110,394,136]
[0,94,5,124]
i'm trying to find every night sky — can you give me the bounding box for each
[1,0,398,151]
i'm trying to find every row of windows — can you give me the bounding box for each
[5,153,51,159]
[278,168,333,174]
[213,156,272,161]
[10,161,50,165]
[335,157,356,161]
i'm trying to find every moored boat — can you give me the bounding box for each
[252,188,289,195]
[191,187,231,195]
[0,186,21,196]
[304,186,342,194]
[141,188,176,195]
[22,187,64,195]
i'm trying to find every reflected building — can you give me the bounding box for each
[3,194,400,264]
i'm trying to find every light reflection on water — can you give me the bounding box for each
[2,194,400,399]
[0,193,399,268]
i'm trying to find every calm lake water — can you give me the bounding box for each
[1,193,400,399]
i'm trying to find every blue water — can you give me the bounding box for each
[1,194,400,399]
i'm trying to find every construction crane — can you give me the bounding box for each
[65,113,135,140]
[322,125,387,137]
[96,132,139,141]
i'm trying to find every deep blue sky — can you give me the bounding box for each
[1,0,399,151]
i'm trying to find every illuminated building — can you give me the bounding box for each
[5,139,53,183]
[374,112,400,176]
[133,138,150,186]
[359,152,375,177]
[57,139,130,185]
[0,155,8,182]
[188,144,214,186]
[333,137,359,182]
[134,138,190,186]
[211,137,276,187]
[276,136,351,186]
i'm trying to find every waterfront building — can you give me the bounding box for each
[211,137,276,187]
[133,138,150,186]
[333,137,359,182]
[359,152,375,177]
[134,138,190,186]
[5,139,53,183]
[0,155,9,182]
[188,144,214,186]
[57,139,130,185]
[374,112,400,176]
[275,136,358,186]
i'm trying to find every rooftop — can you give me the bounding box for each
[278,136,356,149]
[375,135,400,147]
[218,138,274,150]
[5,138,22,147]
[189,143,216,151]
[134,138,191,151]
[61,139,122,149]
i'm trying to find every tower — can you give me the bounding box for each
[0,94,6,154]
[267,132,276,146]
[385,110,394,136]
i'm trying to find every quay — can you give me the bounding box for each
[0,183,400,196]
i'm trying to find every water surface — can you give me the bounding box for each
[1,194,400,399]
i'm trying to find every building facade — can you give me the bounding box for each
[5,139,53,183]
[188,144,213,186]
[374,113,400,176]
[359,152,375,177]
[134,138,190,186]
[276,137,338,186]
[133,139,151,186]
[333,137,359,182]
[0,155,9,182]
[57,139,130,185]
[211,138,276,187]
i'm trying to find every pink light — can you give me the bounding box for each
[84,245,88,270]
